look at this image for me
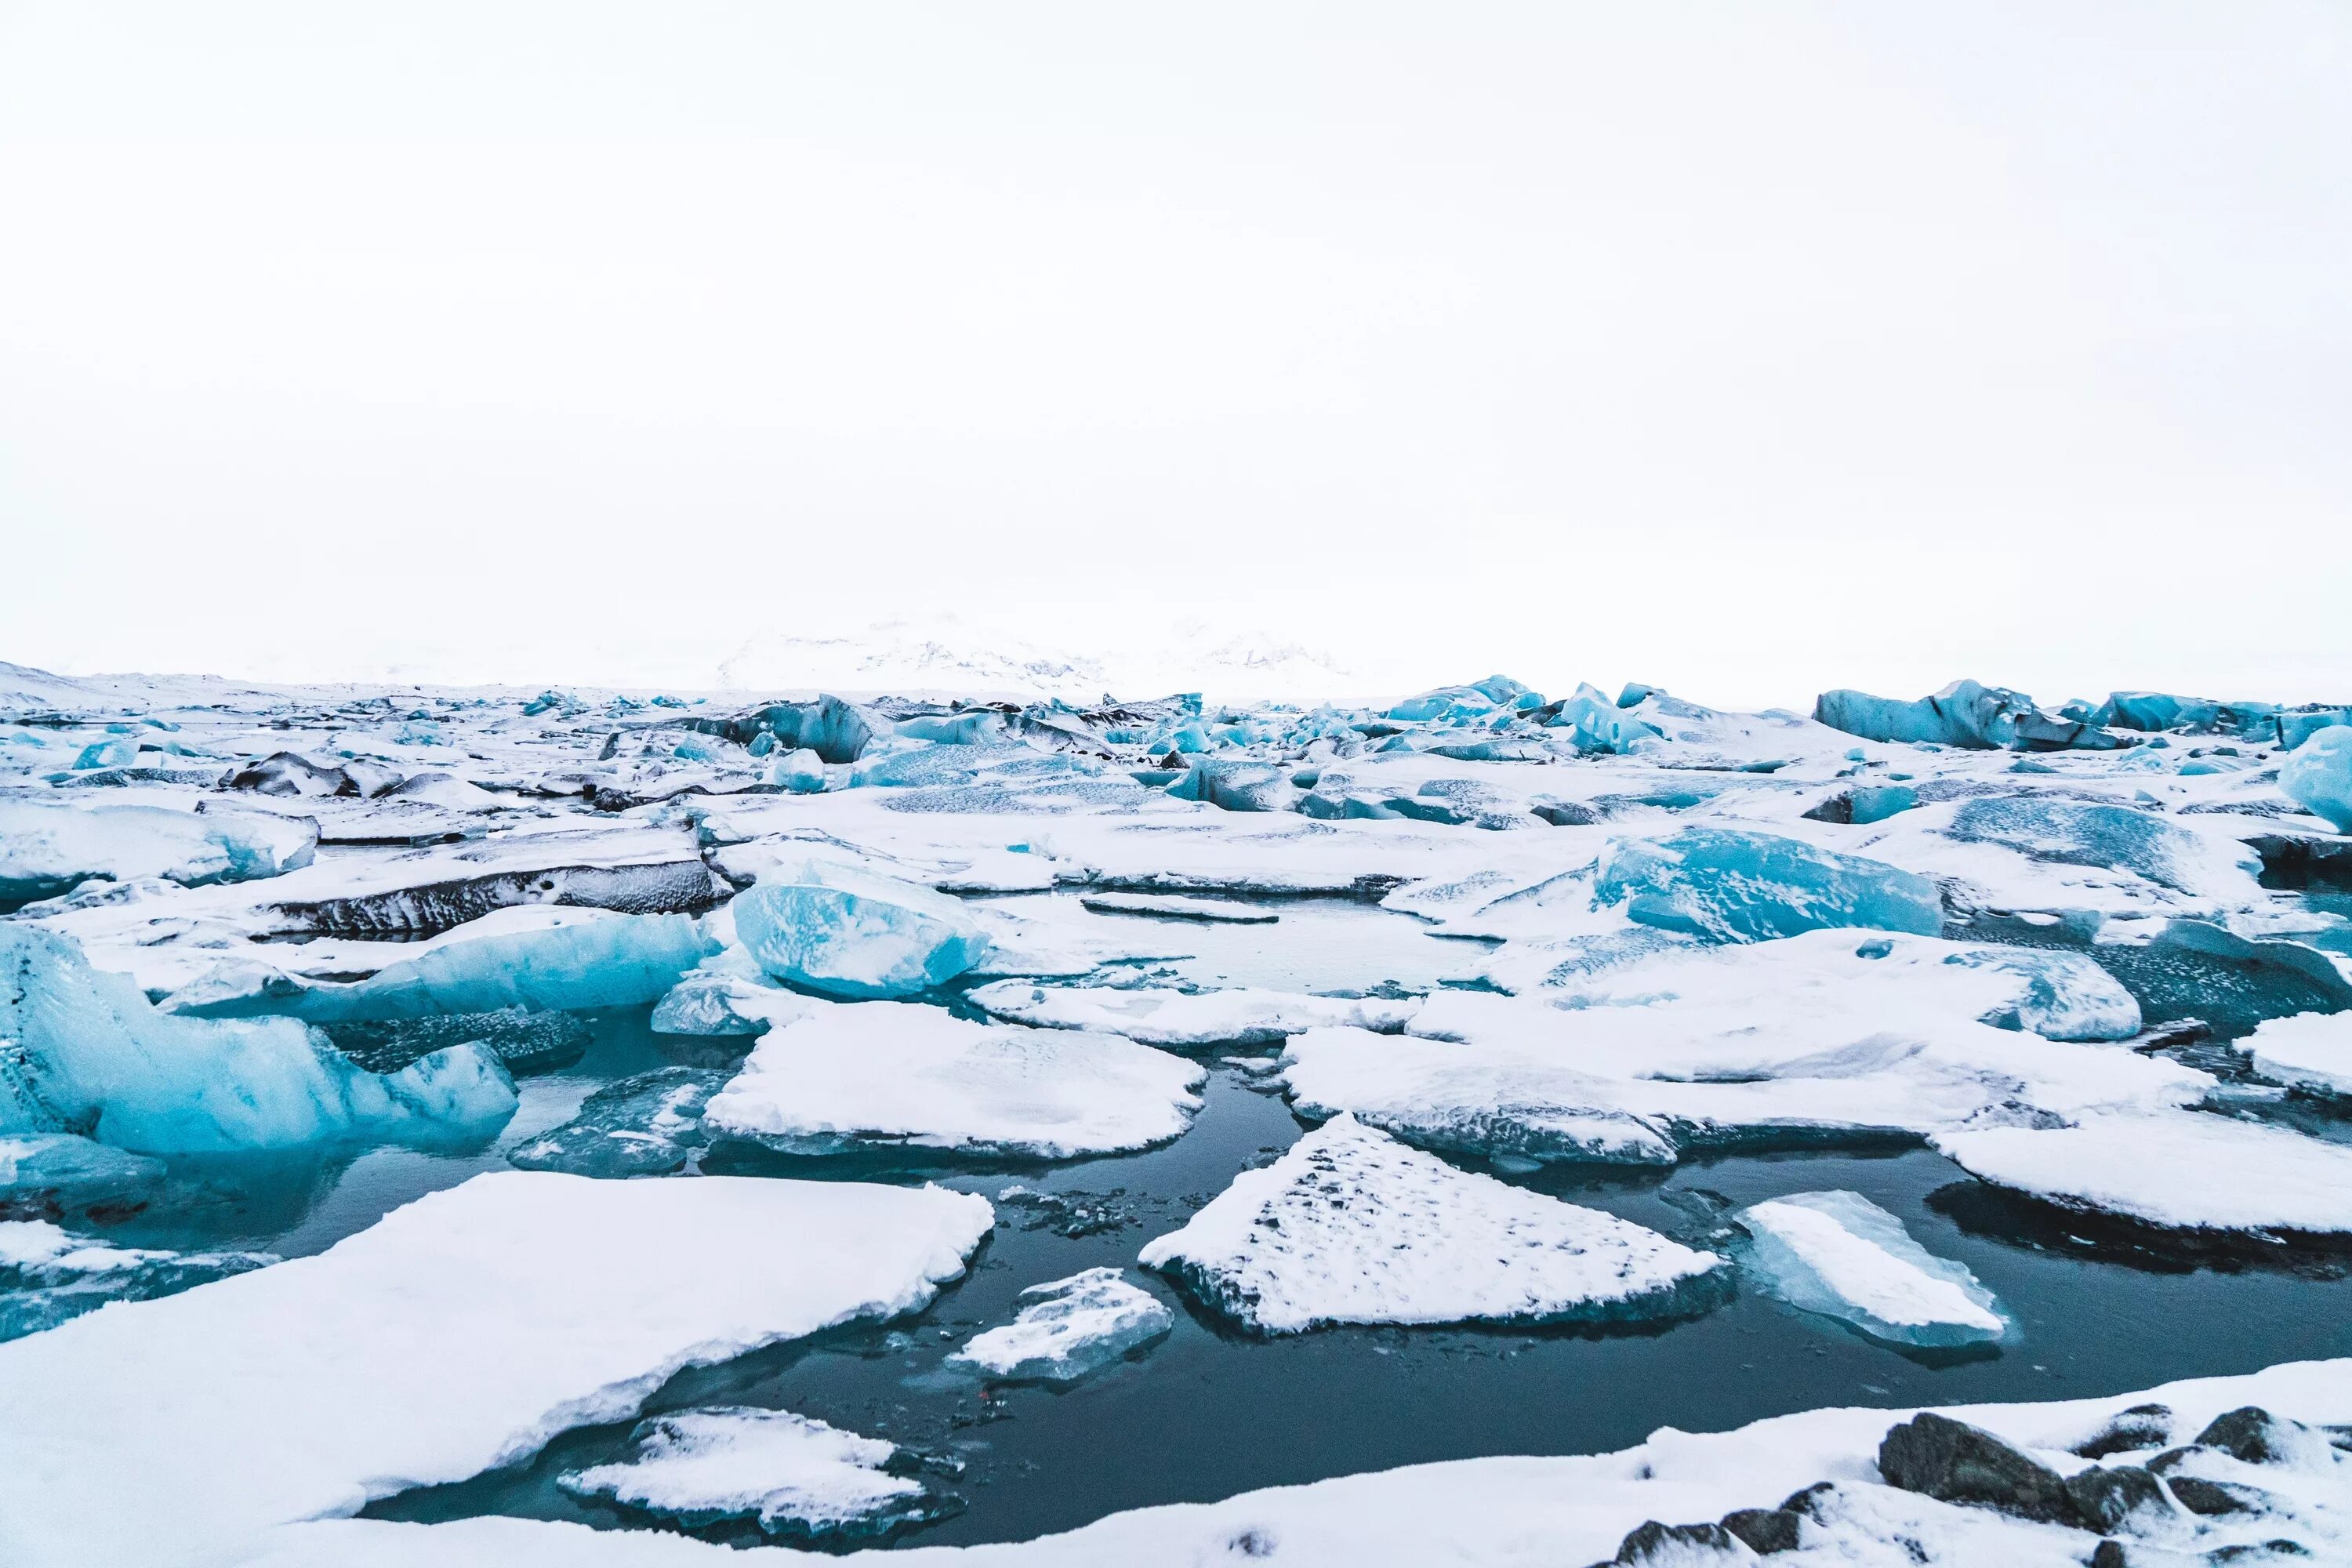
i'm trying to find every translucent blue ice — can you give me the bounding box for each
[2281,725,2352,833]
[1945,947,2141,1041]
[1595,829,1944,943]
[1545,683,1661,754]
[1735,1189,2009,1349]
[0,926,517,1154]
[1946,797,2205,891]
[1814,680,2129,752]
[896,712,1002,745]
[732,862,989,999]
[764,748,828,793]
[1165,760,1300,813]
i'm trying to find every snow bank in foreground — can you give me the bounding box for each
[1139,1115,1725,1334]
[0,1172,993,1568]
[1935,1112,2352,1234]
[236,1356,2352,1567]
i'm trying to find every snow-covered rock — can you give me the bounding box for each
[949,1267,1174,1381]
[1735,1190,2009,1348]
[1138,1115,1726,1334]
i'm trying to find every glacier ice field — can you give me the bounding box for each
[5,662,2352,1566]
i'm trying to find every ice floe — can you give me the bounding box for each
[1138,1115,1726,1333]
[1735,1190,2009,1349]
[1593,827,1945,942]
[2238,1011,2352,1097]
[949,1267,1174,1381]
[968,980,1419,1048]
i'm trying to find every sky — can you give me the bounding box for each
[2,2,2347,706]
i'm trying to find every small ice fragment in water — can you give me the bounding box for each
[949,1267,1173,1382]
[732,862,990,999]
[507,1068,728,1178]
[1735,1190,2008,1348]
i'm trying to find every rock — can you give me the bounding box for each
[2088,1542,2128,1568]
[2158,1473,2267,1517]
[2065,1464,2171,1533]
[2194,1406,2313,1467]
[1608,1519,1744,1563]
[1876,1412,2082,1525]
[2074,1404,2174,1460]
[1719,1505,1802,1553]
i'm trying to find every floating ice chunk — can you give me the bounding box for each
[0,1172,993,1568]
[1814,680,2129,751]
[949,1267,1174,1381]
[703,1003,1205,1160]
[1940,947,2140,1042]
[1078,891,1278,923]
[2236,1012,2352,1098]
[559,1407,949,1541]
[0,800,314,908]
[180,908,717,1024]
[1545,682,1661,754]
[1934,1113,2352,1234]
[650,968,823,1036]
[1594,829,1944,942]
[1944,797,2238,893]
[1165,760,1301,813]
[319,1007,592,1076]
[969,981,1418,1049]
[0,1220,275,1342]
[732,862,989,999]
[2095,691,2282,737]
[1138,1116,1726,1334]
[2281,726,2352,833]
[0,926,516,1154]
[1735,1191,2008,1348]
[762,747,828,793]
[507,1068,728,1178]
[0,1134,164,1219]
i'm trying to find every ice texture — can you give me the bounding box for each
[2281,724,2352,833]
[949,1267,1174,1381]
[1735,1190,2008,1348]
[558,1407,949,1540]
[2238,1011,2352,1097]
[1944,796,2225,893]
[1138,1115,1726,1334]
[703,1002,1206,1160]
[507,1068,728,1178]
[0,926,517,1154]
[968,982,1419,1048]
[0,1171,993,1568]
[0,1219,274,1341]
[0,800,314,908]
[0,1134,164,1219]
[1813,680,2128,751]
[731,862,990,999]
[1935,1112,2352,1234]
[1593,829,1944,942]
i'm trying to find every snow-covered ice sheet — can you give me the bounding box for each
[1076,891,1279,923]
[2239,1010,2352,1097]
[967,981,1418,1048]
[1138,1115,1726,1333]
[703,1002,1207,1160]
[0,1171,993,1568]
[1736,1190,2009,1348]
[1935,1112,2352,1234]
[949,1267,1174,1381]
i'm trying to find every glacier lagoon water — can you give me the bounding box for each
[71,895,2352,1552]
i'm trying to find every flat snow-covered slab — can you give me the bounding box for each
[1078,891,1279,923]
[1138,1114,1725,1333]
[968,981,1418,1048]
[703,1002,1207,1159]
[1935,1112,2352,1234]
[2240,1011,2352,1097]
[1737,1190,2008,1348]
[0,1171,992,1568]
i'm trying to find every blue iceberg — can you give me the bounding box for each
[732,862,990,999]
[1814,680,2131,752]
[1544,683,1661,755]
[1595,829,1944,943]
[2281,725,2352,833]
[0,800,315,909]
[1945,797,2208,891]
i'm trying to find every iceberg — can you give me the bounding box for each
[1544,682,1661,754]
[0,800,314,909]
[2236,1011,2352,1098]
[2093,691,2281,737]
[702,1002,1206,1160]
[1594,828,1944,942]
[967,981,1419,1049]
[2281,725,2352,833]
[559,1407,953,1541]
[762,746,828,793]
[1934,1112,2352,1234]
[0,1172,993,1568]
[1164,759,1302,813]
[1,926,517,1155]
[1813,680,2130,751]
[318,1006,591,1077]
[731,862,989,999]
[0,1220,275,1342]
[1944,796,2226,893]
[507,1068,728,1178]
[0,1134,164,1219]
[1077,891,1278,923]
[688,695,873,763]
[1735,1190,2009,1348]
[949,1266,1174,1381]
[650,967,825,1036]
[1138,1115,1727,1334]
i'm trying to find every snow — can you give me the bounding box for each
[967,980,1419,1048]
[1138,1115,1726,1334]
[0,1171,993,1568]
[2281,724,2352,833]
[1594,827,1945,942]
[1736,1190,2009,1348]
[950,1267,1174,1381]
[0,797,314,906]
[703,1002,1207,1159]
[731,859,992,998]
[1078,891,1279,922]
[2239,1010,2352,1096]
[1935,1112,2352,1233]
[558,1407,942,1538]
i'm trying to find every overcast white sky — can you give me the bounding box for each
[2,2,2346,706]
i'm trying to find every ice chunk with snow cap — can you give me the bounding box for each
[1544,682,1661,754]
[0,925,517,1154]
[559,1406,953,1541]
[1814,680,2130,751]
[2281,726,2352,833]
[508,1067,728,1177]
[1595,828,1944,942]
[1944,796,2230,892]
[732,862,990,999]
[2237,1011,2352,1098]
[1934,1112,2352,1234]
[1735,1190,2009,1348]
[967,982,1418,1048]
[0,800,314,908]
[1164,759,1301,813]
[1138,1115,1726,1334]
[949,1267,1174,1381]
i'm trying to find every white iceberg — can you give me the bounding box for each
[1736,1190,2009,1348]
[1138,1115,1726,1334]
[1934,1112,2352,1234]
[2238,1011,2352,1098]
[702,1002,1207,1160]
[0,799,314,908]
[967,981,1420,1048]
[949,1267,1174,1381]
[0,1171,992,1568]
